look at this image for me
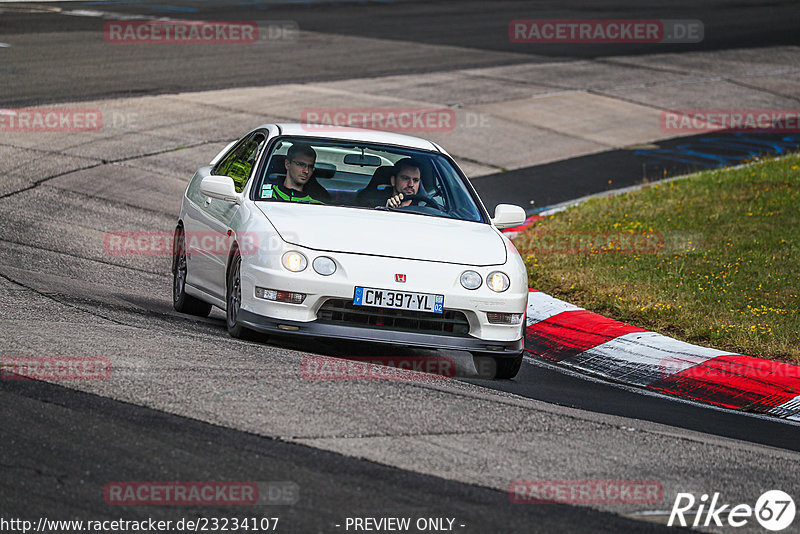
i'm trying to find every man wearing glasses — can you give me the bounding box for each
[271,143,327,203]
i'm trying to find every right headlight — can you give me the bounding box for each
[487,271,510,292]
[312,256,336,276]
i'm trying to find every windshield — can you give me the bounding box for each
[252,137,487,223]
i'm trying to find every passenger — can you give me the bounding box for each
[268,143,326,204]
[384,158,422,208]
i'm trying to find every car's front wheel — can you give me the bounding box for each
[226,248,257,340]
[472,351,523,379]
[173,226,212,317]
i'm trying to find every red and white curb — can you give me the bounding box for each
[524,289,800,421]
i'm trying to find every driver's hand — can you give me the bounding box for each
[386,193,404,209]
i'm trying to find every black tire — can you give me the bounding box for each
[472,351,523,379]
[173,226,212,317]
[494,352,524,379]
[225,248,257,340]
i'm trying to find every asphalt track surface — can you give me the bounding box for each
[1,378,665,533]
[2,1,800,532]
[473,132,800,211]
[1,0,799,106]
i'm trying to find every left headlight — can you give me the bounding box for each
[487,271,510,292]
[282,251,308,272]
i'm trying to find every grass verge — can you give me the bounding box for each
[513,153,800,364]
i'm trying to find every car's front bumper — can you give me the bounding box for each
[240,246,528,342]
[236,309,524,356]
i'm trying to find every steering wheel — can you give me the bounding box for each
[396,193,441,209]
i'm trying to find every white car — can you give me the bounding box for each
[172,124,528,378]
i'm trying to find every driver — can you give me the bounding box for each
[385,158,422,208]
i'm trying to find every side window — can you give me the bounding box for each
[214,132,267,193]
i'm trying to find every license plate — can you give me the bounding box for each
[353,286,444,314]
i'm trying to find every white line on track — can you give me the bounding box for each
[60,9,156,20]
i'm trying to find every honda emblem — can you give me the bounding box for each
[395,274,406,283]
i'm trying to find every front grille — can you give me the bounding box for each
[317,299,470,336]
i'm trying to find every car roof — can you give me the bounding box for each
[267,123,442,152]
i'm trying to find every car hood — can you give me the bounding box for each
[255,203,506,266]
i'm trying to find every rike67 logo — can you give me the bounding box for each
[668,490,795,531]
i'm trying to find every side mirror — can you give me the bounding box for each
[491,204,526,229]
[200,175,240,203]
